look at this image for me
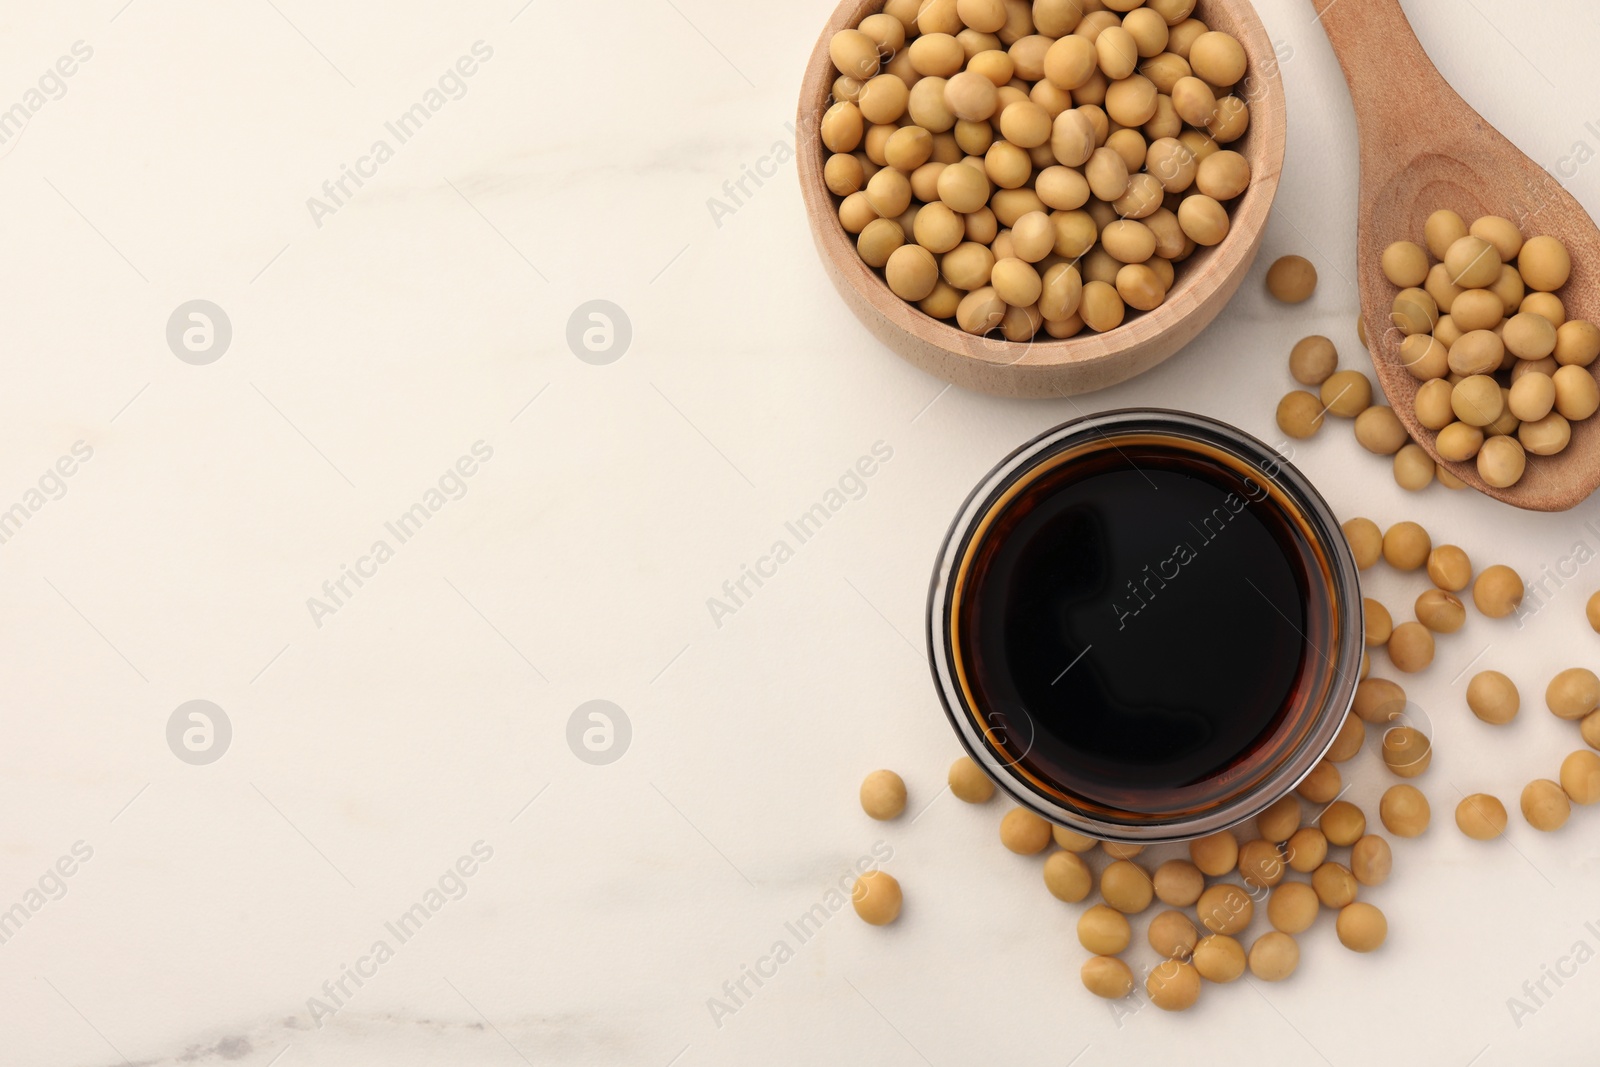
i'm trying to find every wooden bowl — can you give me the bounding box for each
[797,0,1287,399]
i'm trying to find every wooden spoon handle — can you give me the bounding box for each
[1310,0,1457,152]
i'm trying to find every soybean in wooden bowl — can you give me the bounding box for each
[797,0,1287,399]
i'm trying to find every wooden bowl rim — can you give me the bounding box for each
[796,0,1288,375]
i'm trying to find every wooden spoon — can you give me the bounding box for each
[1313,0,1600,511]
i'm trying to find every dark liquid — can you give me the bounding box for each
[957,438,1323,815]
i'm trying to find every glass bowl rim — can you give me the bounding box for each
[925,408,1365,844]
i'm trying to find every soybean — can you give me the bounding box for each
[948,756,995,803]
[1149,909,1200,960]
[1312,862,1358,909]
[999,807,1052,853]
[1351,835,1393,886]
[1286,826,1328,872]
[1290,335,1339,386]
[1238,838,1286,889]
[1322,370,1372,417]
[1336,902,1387,952]
[1146,959,1202,1011]
[1456,793,1508,840]
[1473,565,1525,619]
[1153,859,1206,907]
[1257,795,1301,844]
[1356,406,1408,455]
[1560,750,1600,805]
[1266,255,1318,303]
[1249,931,1301,981]
[1379,784,1431,838]
[1196,883,1253,935]
[1467,670,1520,724]
[1383,521,1432,570]
[1101,860,1154,913]
[1043,850,1094,902]
[1353,677,1406,724]
[1079,904,1132,954]
[1320,800,1367,846]
[1266,883,1319,934]
[1382,241,1429,287]
[1546,668,1600,720]
[1416,589,1466,633]
[1343,517,1383,570]
[1082,956,1135,999]
[1296,761,1342,805]
[1393,444,1436,491]
[860,770,907,819]
[852,870,903,924]
[1382,726,1432,778]
[1277,391,1325,439]
[1521,778,1572,831]
[1192,935,1246,983]
[1054,825,1098,853]
[1388,622,1435,673]
[1189,830,1239,876]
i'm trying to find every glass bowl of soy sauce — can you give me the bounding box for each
[928,410,1364,844]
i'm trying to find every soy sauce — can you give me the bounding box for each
[956,436,1326,815]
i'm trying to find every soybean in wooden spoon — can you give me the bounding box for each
[1313,0,1600,511]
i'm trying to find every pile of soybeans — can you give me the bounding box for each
[819,0,1258,341]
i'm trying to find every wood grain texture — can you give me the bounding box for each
[1314,0,1600,511]
[797,0,1286,399]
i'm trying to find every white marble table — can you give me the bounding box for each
[3,0,1600,1063]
